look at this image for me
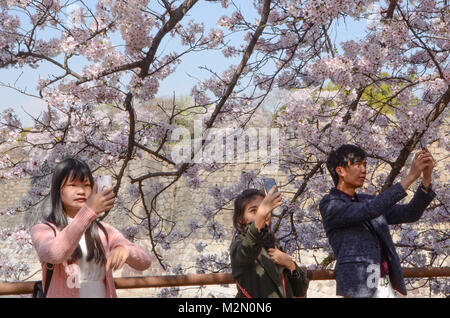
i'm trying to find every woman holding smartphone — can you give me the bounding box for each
[230,187,310,298]
[31,158,151,298]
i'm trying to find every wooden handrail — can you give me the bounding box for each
[0,267,449,296]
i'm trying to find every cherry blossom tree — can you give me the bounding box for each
[0,0,448,296]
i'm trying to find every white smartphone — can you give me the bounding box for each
[96,175,112,192]
[263,178,278,194]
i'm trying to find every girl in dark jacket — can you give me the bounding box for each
[230,187,309,298]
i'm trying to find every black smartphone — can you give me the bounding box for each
[263,178,278,194]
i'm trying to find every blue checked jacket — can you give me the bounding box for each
[319,183,436,297]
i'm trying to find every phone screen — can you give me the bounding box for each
[263,178,278,194]
[419,138,427,149]
[96,175,112,192]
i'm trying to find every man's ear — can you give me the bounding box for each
[335,166,346,178]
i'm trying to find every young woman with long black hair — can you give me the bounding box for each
[31,158,151,297]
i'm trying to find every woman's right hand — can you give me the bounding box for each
[255,186,282,230]
[85,181,116,215]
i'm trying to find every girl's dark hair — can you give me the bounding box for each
[46,158,108,265]
[233,189,266,235]
[326,144,367,186]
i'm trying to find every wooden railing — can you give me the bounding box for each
[0,267,449,296]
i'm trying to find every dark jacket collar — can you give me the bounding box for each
[330,187,359,202]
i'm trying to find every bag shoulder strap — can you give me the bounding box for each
[236,272,287,298]
[43,222,57,236]
[236,282,252,298]
[42,222,56,297]
[43,263,54,298]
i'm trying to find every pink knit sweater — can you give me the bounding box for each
[31,204,151,298]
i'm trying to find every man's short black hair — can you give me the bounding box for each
[326,144,367,186]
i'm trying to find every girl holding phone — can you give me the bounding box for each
[31,158,151,298]
[230,187,310,298]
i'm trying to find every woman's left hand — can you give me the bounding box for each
[267,247,295,271]
[106,245,129,272]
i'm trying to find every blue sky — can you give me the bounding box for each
[0,2,367,127]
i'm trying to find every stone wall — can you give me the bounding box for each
[0,142,448,298]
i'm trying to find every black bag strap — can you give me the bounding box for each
[42,222,56,297]
[43,263,54,298]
